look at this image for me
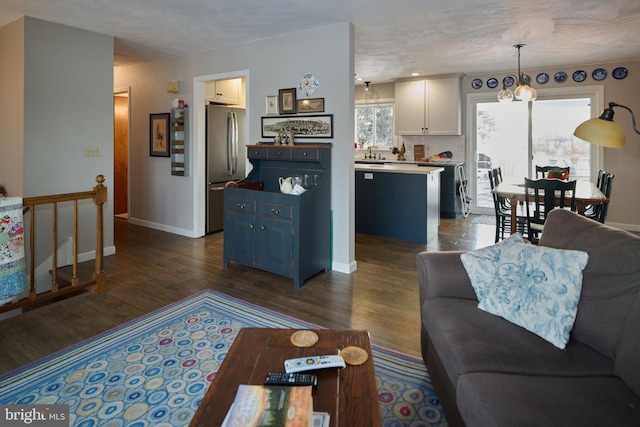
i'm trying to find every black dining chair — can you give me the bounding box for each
[535,165,570,179]
[585,171,614,223]
[524,177,577,243]
[488,169,526,242]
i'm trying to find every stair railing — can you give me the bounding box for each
[0,175,107,314]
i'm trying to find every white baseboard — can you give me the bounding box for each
[332,260,357,274]
[127,217,197,238]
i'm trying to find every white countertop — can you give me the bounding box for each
[355,163,444,175]
[354,158,463,167]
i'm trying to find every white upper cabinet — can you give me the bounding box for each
[206,78,241,105]
[395,77,461,135]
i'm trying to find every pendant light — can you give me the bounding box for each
[497,44,537,103]
[364,81,371,92]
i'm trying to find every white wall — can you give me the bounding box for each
[114,22,357,273]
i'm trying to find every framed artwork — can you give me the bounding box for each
[278,88,297,114]
[261,114,333,139]
[265,95,278,115]
[150,113,170,157]
[297,98,324,113]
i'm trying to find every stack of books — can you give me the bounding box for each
[221,385,329,427]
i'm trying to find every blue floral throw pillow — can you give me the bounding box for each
[460,234,589,349]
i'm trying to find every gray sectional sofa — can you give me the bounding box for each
[418,209,640,426]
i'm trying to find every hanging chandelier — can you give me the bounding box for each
[497,44,537,103]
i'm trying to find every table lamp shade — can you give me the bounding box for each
[573,117,626,148]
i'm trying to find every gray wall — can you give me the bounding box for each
[1,17,115,273]
[114,23,357,273]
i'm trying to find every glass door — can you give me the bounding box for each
[472,90,599,214]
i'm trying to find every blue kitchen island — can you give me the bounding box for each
[355,163,443,244]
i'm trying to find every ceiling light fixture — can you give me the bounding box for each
[364,81,371,92]
[573,102,640,148]
[497,43,537,103]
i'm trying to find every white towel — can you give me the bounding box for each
[0,197,26,305]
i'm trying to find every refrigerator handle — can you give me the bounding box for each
[227,112,234,176]
[227,112,239,176]
[232,112,238,175]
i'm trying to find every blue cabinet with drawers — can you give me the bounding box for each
[223,144,331,288]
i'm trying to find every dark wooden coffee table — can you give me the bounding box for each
[188,328,382,427]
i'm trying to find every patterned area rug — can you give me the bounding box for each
[0,290,446,426]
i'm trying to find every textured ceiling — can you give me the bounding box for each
[2,0,640,82]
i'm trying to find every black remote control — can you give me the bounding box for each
[264,372,318,387]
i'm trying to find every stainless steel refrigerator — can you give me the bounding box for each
[206,104,246,233]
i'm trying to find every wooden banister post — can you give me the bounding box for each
[92,175,107,293]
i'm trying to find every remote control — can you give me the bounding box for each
[284,355,346,373]
[264,372,318,387]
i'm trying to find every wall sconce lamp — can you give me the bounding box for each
[573,102,640,148]
[497,44,537,103]
[364,81,371,92]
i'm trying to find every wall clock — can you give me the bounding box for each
[299,73,319,97]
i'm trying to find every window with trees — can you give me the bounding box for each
[355,104,394,148]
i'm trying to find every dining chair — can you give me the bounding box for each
[585,172,614,223]
[488,169,526,242]
[535,165,570,179]
[524,177,577,243]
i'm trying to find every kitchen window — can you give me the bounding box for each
[355,103,394,148]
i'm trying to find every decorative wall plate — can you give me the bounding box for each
[503,76,515,87]
[299,73,319,96]
[521,74,532,85]
[572,70,587,82]
[536,73,549,84]
[486,78,499,89]
[592,68,607,81]
[612,67,628,80]
[471,78,483,89]
[554,71,567,83]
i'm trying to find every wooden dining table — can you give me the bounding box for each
[493,179,609,234]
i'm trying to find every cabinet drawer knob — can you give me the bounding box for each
[260,225,265,230]
[271,208,280,215]
[249,223,254,229]
[303,152,308,156]
[237,203,245,209]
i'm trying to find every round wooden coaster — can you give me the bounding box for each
[290,330,319,347]
[340,346,369,365]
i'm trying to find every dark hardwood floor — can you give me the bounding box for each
[0,214,495,375]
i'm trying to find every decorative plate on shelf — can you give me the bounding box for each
[471,78,483,89]
[298,73,319,97]
[503,76,515,87]
[554,71,568,83]
[612,67,628,80]
[572,70,587,82]
[536,73,549,84]
[487,78,499,89]
[592,68,607,81]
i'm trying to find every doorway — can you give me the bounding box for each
[113,90,130,219]
[468,86,603,215]
[193,71,249,237]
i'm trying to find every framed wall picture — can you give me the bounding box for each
[261,114,333,138]
[265,95,278,115]
[150,113,170,157]
[278,88,297,114]
[297,98,324,113]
